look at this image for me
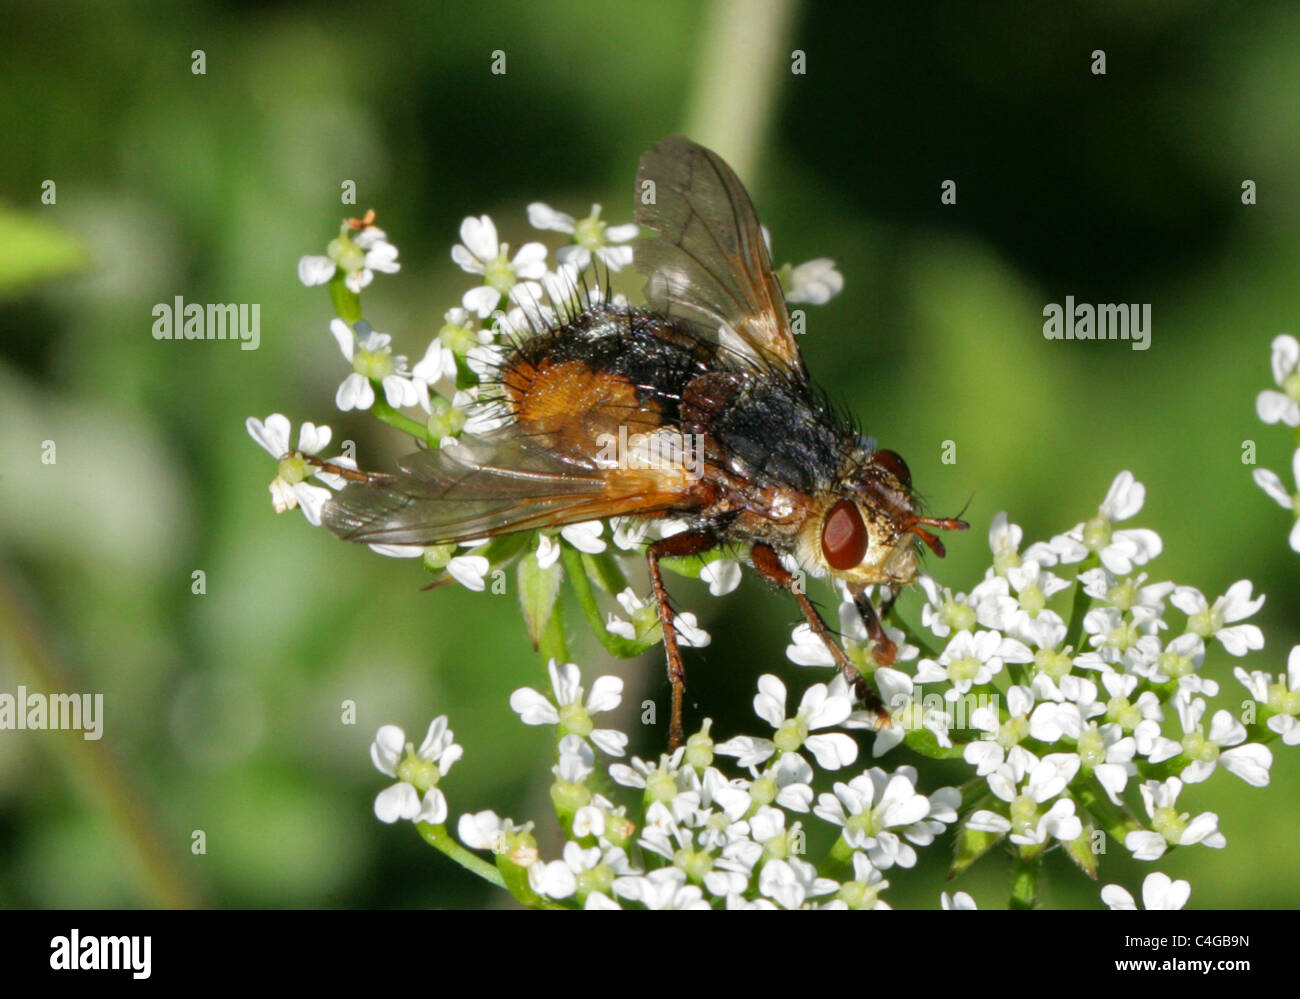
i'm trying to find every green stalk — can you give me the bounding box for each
[416,822,507,888]
[372,396,432,443]
[1009,854,1040,910]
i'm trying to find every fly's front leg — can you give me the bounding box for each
[646,529,718,749]
[852,588,898,667]
[750,544,890,727]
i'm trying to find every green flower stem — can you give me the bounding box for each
[1073,778,1142,847]
[329,273,361,323]
[538,596,569,664]
[416,821,507,889]
[1010,854,1041,910]
[1062,574,1094,653]
[562,545,654,658]
[822,834,856,876]
[372,396,432,443]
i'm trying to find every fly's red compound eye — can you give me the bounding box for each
[822,499,868,570]
[873,449,912,489]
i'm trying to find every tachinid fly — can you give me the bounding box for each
[317,136,968,747]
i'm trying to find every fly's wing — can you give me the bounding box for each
[636,135,807,378]
[321,432,702,546]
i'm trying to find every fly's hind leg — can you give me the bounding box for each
[646,529,718,749]
[750,544,892,728]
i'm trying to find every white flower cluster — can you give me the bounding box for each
[783,470,1294,880]
[370,661,960,909]
[357,466,1298,908]
[1253,333,1300,553]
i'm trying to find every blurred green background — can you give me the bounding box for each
[1,0,1297,909]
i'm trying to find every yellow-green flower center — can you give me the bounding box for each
[484,251,516,294]
[1083,514,1112,551]
[1267,680,1300,715]
[1283,370,1300,402]
[277,454,308,485]
[1106,696,1143,731]
[574,210,607,250]
[1077,727,1106,767]
[1181,730,1220,764]
[942,599,977,633]
[1019,583,1046,616]
[354,345,394,380]
[774,718,808,753]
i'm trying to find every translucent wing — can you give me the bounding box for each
[636,135,807,377]
[321,432,701,546]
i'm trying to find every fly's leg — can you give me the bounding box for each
[751,544,891,728]
[852,588,898,668]
[646,529,718,749]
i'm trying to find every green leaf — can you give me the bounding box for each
[0,207,89,298]
[950,820,1003,879]
[659,545,735,580]
[329,273,361,323]
[562,545,655,658]
[581,551,631,595]
[518,551,563,649]
[902,727,968,759]
[1064,826,1099,880]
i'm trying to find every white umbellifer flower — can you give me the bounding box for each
[700,558,742,596]
[529,841,639,902]
[1170,580,1265,656]
[783,258,844,305]
[298,222,401,294]
[1050,471,1163,575]
[963,685,1035,776]
[915,629,1033,701]
[330,319,421,411]
[457,810,539,867]
[816,853,890,910]
[1078,568,1176,633]
[612,867,710,910]
[1078,720,1137,805]
[245,414,343,525]
[973,559,1069,644]
[605,587,658,643]
[452,214,548,318]
[609,750,688,799]
[534,533,561,570]
[410,337,458,405]
[370,717,462,825]
[610,517,649,551]
[984,511,1059,576]
[560,520,606,554]
[970,747,1083,846]
[445,554,490,591]
[1125,777,1226,860]
[1101,872,1190,910]
[917,574,979,638]
[787,600,915,670]
[941,891,978,910]
[715,674,858,771]
[526,202,638,272]
[1234,646,1300,745]
[758,856,839,908]
[1168,692,1272,787]
[813,765,958,870]
[509,659,627,757]
[740,752,815,813]
[1252,449,1300,552]
[1256,333,1300,426]
[853,666,951,757]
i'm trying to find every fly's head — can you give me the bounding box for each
[797,443,968,590]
